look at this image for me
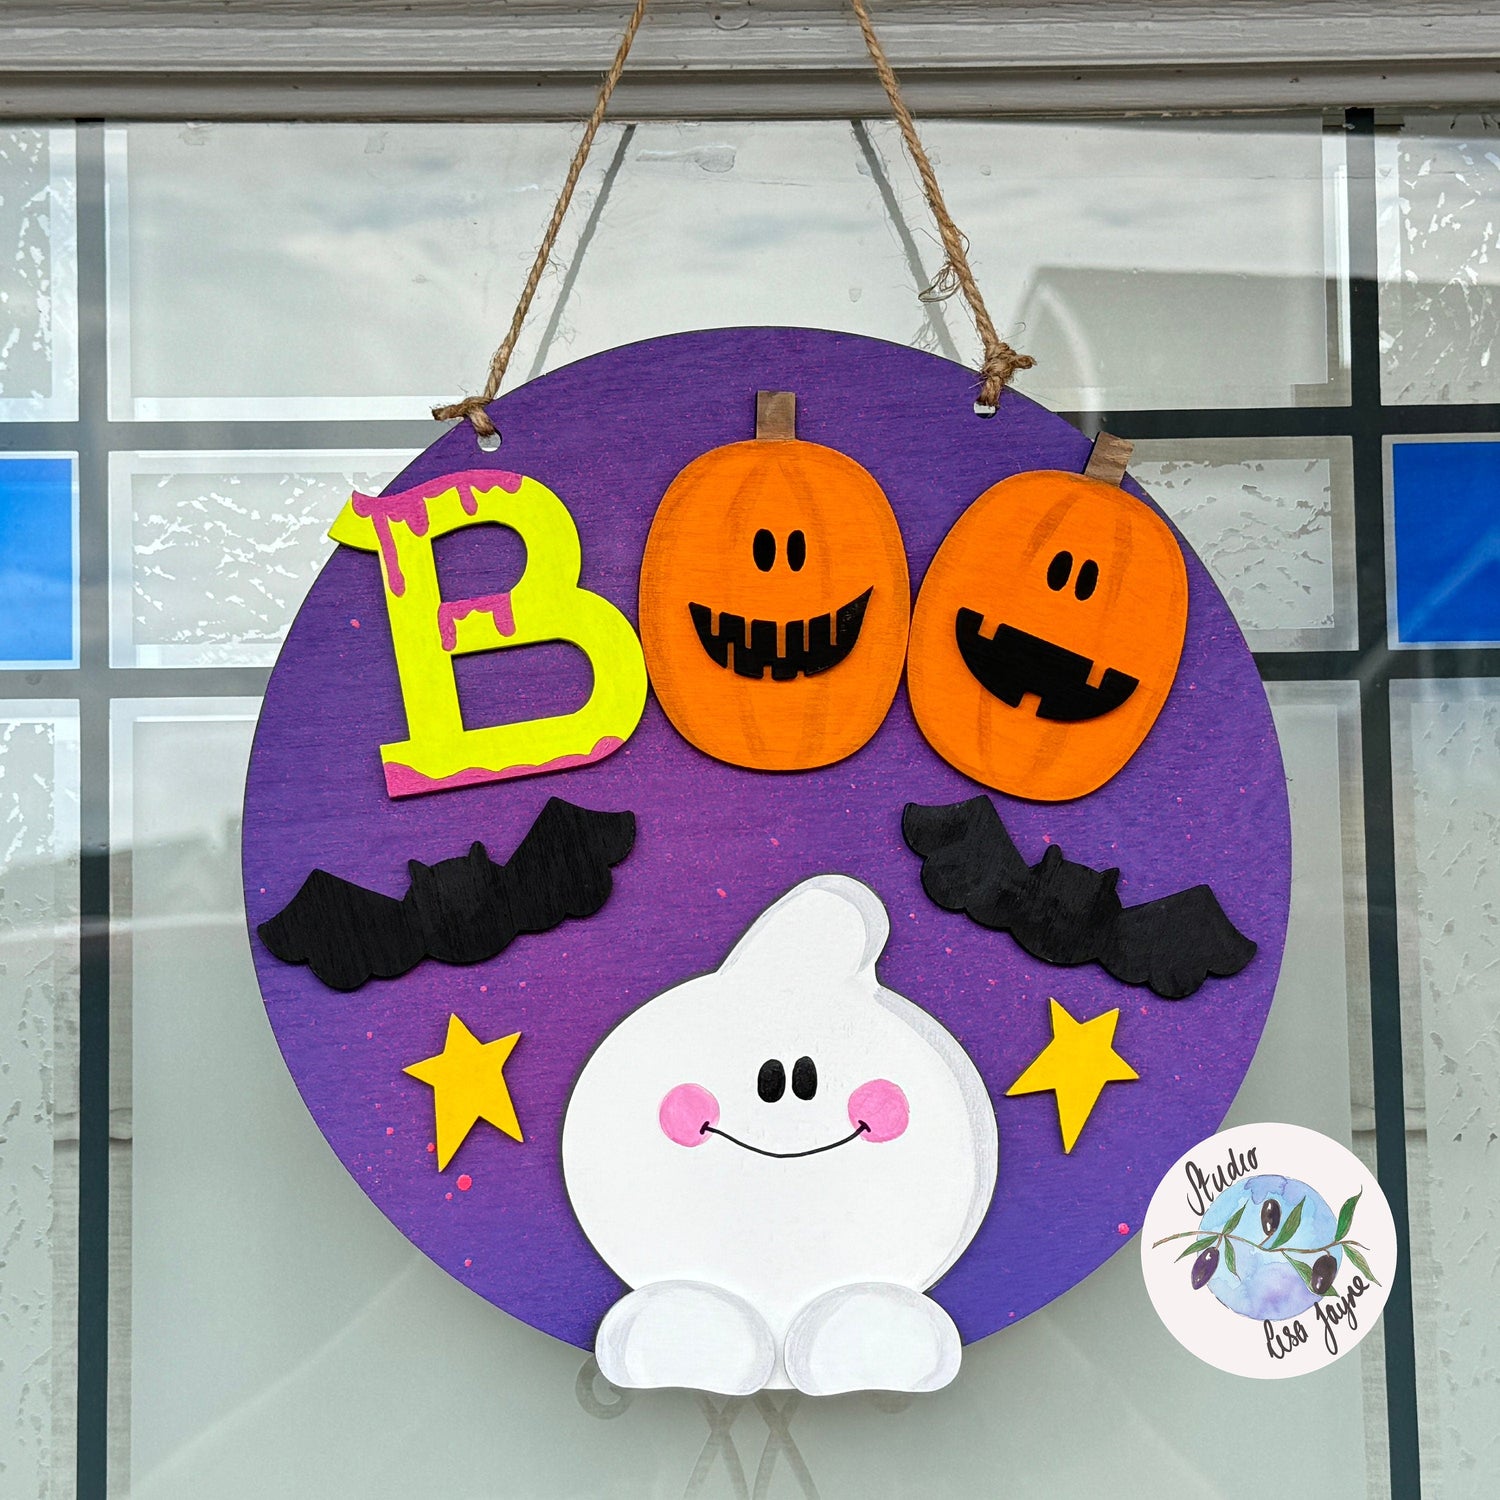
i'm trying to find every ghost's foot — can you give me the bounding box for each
[595,1281,777,1394]
[783,1283,961,1395]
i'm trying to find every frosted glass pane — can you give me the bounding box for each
[105,118,1347,420]
[105,124,622,420]
[525,117,1346,413]
[0,704,80,1500]
[0,128,77,422]
[897,117,1348,410]
[519,120,957,374]
[1379,118,1500,405]
[1133,437,1357,651]
[117,691,1384,1498]
[1391,680,1500,1498]
[108,452,410,667]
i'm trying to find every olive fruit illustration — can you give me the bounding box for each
[1309,1254,1339,1296]
[1261,1198,1281,1238]
[1191,1245,1220,1290]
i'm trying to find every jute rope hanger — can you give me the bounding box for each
[434,0,1033,440]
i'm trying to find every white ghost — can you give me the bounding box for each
[562,875,998,1396]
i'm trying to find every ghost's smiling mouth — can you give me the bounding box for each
[699,1121,871,1159]
[688,588,873,681]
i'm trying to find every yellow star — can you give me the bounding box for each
[1006,998,1139,1154]
[404,1014,523,1169]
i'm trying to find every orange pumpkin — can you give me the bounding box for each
[639,391,910,770]
[908,468,1188,801]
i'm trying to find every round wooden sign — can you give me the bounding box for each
[242,328,1289,1389]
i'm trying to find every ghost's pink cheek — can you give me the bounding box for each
[848,1079,909,1142]
[659,1083,720,1147]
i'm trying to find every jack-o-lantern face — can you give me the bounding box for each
[908,469,1188,801]
[640,392,910,770]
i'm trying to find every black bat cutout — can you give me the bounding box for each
[258,798,637,992]
[901,796,1256,1000]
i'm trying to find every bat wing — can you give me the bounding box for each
[901,796,1030,926]
[1101,885,1257,1000]
[502,798,638,933]
[257,869,425,991]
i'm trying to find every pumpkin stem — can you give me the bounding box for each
[1083,430,1133,488]
[756,391,797,443]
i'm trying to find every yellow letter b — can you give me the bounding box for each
[329,467,646,798]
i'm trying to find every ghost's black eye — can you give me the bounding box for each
[757,1058,786,1102]
[1046,550,1073,591]
[787,530,807,571]
[1075,559,1099,601]
[753,529,776,571]
[791,1056,817,1100]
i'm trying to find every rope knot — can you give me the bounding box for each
[978,344,1037,405]
[430,394,499,439]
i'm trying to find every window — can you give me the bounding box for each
[1,78,1496,1500]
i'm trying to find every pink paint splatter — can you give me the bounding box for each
[716,888,727,899]
[464,1258,473,1268]
[848,1079,909,1142]
[457,1174,473,1191]
[350,618,360,629]
[660,1083,719,1146]
[383,735,625,797]
[445,1192,453,1201]
[437,592,516,651]
[1117,1223,1130,1235]
[385,1126,394,1136]
[427,1142,436,1153]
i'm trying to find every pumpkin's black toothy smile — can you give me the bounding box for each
[689,587,873,681]
[955,609,1138,723]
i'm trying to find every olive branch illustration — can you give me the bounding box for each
[1153,1190,1380,1298]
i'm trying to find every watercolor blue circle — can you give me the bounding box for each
[1198,1174,1343,1320]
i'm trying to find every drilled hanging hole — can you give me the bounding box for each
[477,431,502,452]
[973,401,998,419]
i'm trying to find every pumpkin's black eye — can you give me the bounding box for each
[792,1055,817,1100]
[1075,559,1099,601]
[757,1058,786,1102]
[787,530,807,571]
[753,529,776,571]
[1046,550,1073,591]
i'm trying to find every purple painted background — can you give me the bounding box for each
[242,329,1290,1349]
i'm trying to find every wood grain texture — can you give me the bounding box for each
[1083,431,1133,489]
[908,468,1188,802]
[903,795,1257,1000]
[639,387,910,771]
[4,2,1499,116]
[257,797,637,990]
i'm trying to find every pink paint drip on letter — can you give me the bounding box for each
[437,593,517,651]
[351,489,431,597]
[350,469,525,595]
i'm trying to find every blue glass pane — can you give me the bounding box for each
[0,455,76,665]
[1391,439,1500,645]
